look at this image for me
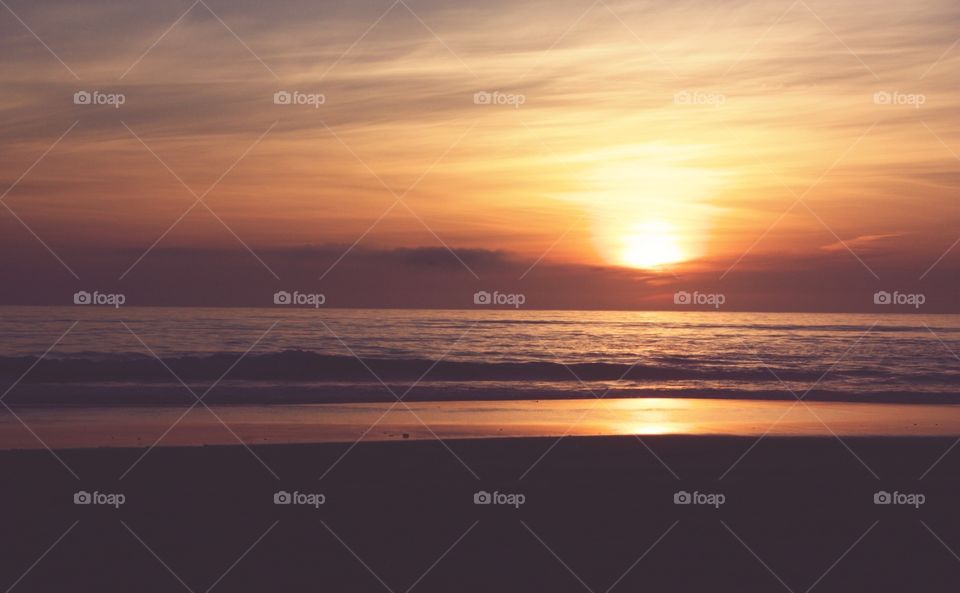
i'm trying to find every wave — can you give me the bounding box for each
[0,350,953,384]
[4,382,959,406]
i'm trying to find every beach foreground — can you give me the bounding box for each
[2,435,959,592]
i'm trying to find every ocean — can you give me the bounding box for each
[2,307,958,405]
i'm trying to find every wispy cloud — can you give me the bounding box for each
[1,0,959,302]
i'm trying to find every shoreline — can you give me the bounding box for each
[2,431,959,453]
[6,383,960,405]
[2,397,959,450]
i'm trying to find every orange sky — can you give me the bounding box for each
[1,0,959,309]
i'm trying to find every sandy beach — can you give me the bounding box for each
[1,435,958,592]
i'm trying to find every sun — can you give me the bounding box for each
[618,220,686,269]
[569,145,725,272]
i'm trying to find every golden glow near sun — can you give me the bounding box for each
[570,145,726,271]
[618,220,686,268]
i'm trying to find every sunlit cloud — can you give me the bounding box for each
[1,0,959,308]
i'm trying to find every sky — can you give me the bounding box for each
[1,0,959,310]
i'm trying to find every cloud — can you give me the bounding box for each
[1,0,959,311]
[820,233,903,253]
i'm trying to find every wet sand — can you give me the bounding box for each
[1,397,959,450]
[2,396,959,591]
